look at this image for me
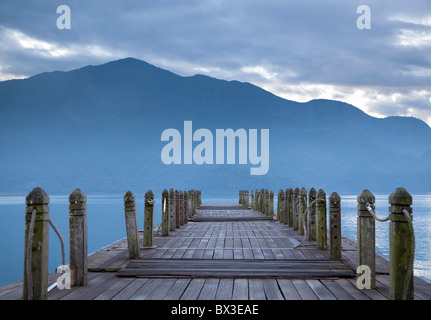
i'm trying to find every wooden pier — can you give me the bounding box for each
[2,202,431,301]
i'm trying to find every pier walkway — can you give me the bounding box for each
[2,203,431,300]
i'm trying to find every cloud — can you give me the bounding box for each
[0,0,430,126]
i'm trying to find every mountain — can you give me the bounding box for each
[1,57,430,197]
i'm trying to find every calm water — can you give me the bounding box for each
[0,194,430,287]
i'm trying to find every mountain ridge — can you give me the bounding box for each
[0,57,430,196]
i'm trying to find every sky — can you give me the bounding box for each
[0,0,430,126]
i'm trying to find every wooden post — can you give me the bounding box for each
[197,190,201,207]
[169,188,176,231]
[23,187,50,300]
[251,190,254,210]
[245,190,249,208]
[162,189,170,236]
[357,189,375,289]
[264,189,270,216]
[143,190,155,248]
[183,191,189,224]
[307,188,317,240]
[123,191,140,259]
[270,191,274,217]
[69,188,88,287]
[316,189,327,250]
[286,189,293,227]
[389,187,414,300]
[187,190,192,218]
[175,190,180,228]
[277,190,284,223]
[329,192,341,260]
[293,188,300,230]
[179,190,185,226]
[299,188,307,235]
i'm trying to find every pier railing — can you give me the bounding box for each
[23,186,413,300]
[239,186,415,300]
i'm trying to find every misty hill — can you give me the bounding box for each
[0,57,430,196]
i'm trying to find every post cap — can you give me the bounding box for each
[123,191,135,203]
[69,188,87,203]
[26,187,50,205]
[357,189,375,204]
[294,188,300,195]
[317,189,326,198]
[145,190,154,198]
[162,189,169,197]
[329,192,341,203]
[300,187,307,196]
[286,188,293,195]
[309,187,316,195]
[389,187,412,206]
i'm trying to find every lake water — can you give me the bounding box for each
[1,194,430,287]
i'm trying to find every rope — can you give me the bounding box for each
[294,198,326,248]
[365,203,390,222]
[402,208,415,300]
[49,218,66,266]
[26,208,37,300]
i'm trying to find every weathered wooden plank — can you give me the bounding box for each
[215,278,233,300]
[248,279,266,300]
[60,272,114,300]
[181,278,206,300]
[291,279,318,300]
[129,278,163,300]
[232,279,249,300]
[335,278,370,300]
[198,279,220,300]
[164,279,192,300]
[277,279,302,300]
[111,278,149,300]
[262,279,284,300]
[320,279,354,300]
[93,277,135,300]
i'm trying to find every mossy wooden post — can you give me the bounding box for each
[169,188,176,231]
[23,187,50,300]
[389,187,414,300]
[278,190,285,222]
[263,189,268,216]
[187,190,192,218]
[307,188,317,240]
[329,192,342,260]
[293,188,300,230]
[162,189,170,236]
[270,191,274,217]
[183,191,189,224]
[357,189,375,289]
[251,190,254,210]
[316,189,327,250]
[286,189,293,227]
[299,188,307,235]
[69,188,87,287]
[197,190,202,207]
[175,190,180,228]
[179,190,185,226]
[143,190,155,248]
[123,191,140,259]
[245,190,249,208]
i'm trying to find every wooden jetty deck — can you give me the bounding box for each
[2,203,431,301]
